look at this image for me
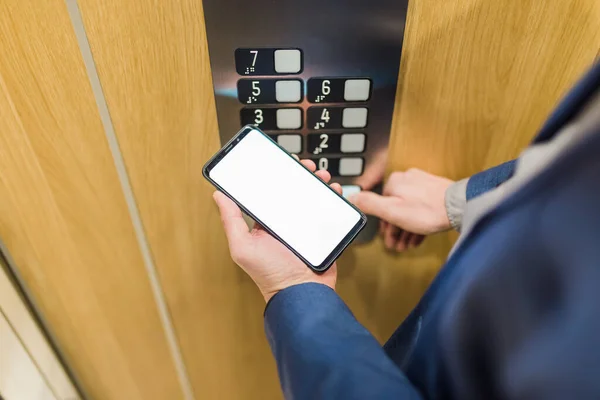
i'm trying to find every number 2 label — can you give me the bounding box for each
[319,134,329,148]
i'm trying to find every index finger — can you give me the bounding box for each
[301,159,317,172]
[348,191,402,223]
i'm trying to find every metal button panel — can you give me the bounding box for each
[237,55,376,177]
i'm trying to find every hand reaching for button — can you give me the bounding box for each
[349,168,454,252]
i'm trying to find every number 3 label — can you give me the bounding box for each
[254,109,263,125]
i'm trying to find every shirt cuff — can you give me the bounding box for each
[444,178,469,232]
[264,282,337,316]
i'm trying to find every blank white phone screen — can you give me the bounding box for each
[210,129,362,266]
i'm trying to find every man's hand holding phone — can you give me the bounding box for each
[213,159,341,303]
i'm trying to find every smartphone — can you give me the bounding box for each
[203,126,367,272]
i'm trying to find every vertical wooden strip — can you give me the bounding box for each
[76,0,282,398]
[0,1,184,398]
[63,1,195,397]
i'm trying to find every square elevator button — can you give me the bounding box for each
[340,133,366,153]
[277,135,302,154]
[276,109,302,129]
[339,158,364,176]
[342,185,362,199]
[342,108,368,128]
[344,79,371,101]
[274,49,302,74]
[276,80,302,103]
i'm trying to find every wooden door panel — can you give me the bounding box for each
[339,0,600,343]
[0,1,184,398]
[390,0,600,178]
[76,1,280,398]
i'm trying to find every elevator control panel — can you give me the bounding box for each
[203,0,408,242]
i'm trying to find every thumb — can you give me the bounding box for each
[213,191,250,245]
[349,191,403,223]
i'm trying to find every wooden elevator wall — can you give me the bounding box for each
[0,0,598,398]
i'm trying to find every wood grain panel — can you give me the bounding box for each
[0,1,184,398]
[76,1,280,398]
[353,0,600,341]
[390,0,600,177]
[77,0,599,399]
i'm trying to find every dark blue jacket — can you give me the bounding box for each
[264,62,600,399]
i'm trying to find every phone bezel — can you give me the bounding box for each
[203,125,367,273]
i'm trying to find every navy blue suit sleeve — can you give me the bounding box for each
[264,283,422,399]
[443,140,600,399]
[466,160,517,201]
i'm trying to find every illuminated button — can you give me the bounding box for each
[276,80,302,103]
[344,79,371,101]
[274,49,302,74]
[340,133,366,153]
[342,108,368,128]
[277,135,302,154]
[276,108,302,129]
[339,158,364,176]
[342,185,361,199]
